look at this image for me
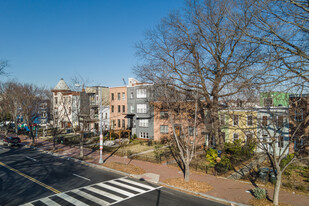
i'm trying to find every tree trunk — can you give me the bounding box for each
[273,171,282,205]
[184,162,190,182]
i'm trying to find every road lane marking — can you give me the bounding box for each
[118,178,156,190]
[40,197,61,206]
[22,177,162,206]
[0,161,60,194]
[24,155,37,162]
[109,180,147,193]
[73,173,91,181]
[73,189,110,205]
[85,186,123,201]
[57,193,88,206]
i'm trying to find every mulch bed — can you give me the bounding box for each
[103,162,145,175]
[248,198,292,206]
[162,178,213,194]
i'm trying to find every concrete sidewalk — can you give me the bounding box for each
[20,137,309,206]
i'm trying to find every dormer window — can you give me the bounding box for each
[264,98,273,107]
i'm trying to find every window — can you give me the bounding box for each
[122,119,125,128]
[89,95,96,105]
[111,105,114,113]
[54,97,58,105]
[160,125,168,134]
[233,133,239,142]
[118,119,121,127]
[104,113,107,119]
[262,135,268,143]
[246,133,253,142]
[118,105,121,113]
[188,127,194,136]
[278,136,284,148]
[117,93,120,100]
[42,112,47,118]
[111,93,114,101]
[130,91,134,99]
[233,115,239,126]
[112,120,115,129]
[140,132,149,138]
[220,132,226,143]
[262,116,268,126]
[220,114,225,125]
[175,124,182,137]
[130,105,134,113]
[295,109,303,122]
[122,105,125,113]
[247,115,253,126]
[277,116,284,127]
[264,98,273,107]
[136,89,147,98]
[122,92,125,100]
[137,104,147,113]
[160,111,168,119]
[139,119,149,127]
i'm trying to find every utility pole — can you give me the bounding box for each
[99,88,104,164]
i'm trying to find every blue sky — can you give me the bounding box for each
[0,0,184,89]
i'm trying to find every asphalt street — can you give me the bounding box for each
[0,145,226,206]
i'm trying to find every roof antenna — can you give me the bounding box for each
[122,78,126,86]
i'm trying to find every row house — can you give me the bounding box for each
[289,94,309,154]
[109,86,128,131]
[85,86,110,133]
[127,78,154,139]
[52,78,89,129]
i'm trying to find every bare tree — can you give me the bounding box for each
[243,0,309,88]
[0,60,8,76]
[0,81,22,135]
[135,0,264,149]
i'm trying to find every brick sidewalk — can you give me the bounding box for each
[20,137,309,206]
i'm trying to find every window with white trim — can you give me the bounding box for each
[139,119,149,127]
[137,104,147,113]
[140,132,149,138]
[233,133,239,142]
[160,125,168,134]
[136,89,147,98]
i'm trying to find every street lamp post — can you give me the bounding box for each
[99,88,104,164]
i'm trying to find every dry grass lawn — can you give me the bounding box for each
[163,178,213,194]
[103,162,145,175]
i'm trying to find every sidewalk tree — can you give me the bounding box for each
[135,0,264,149]
[153,83,205,182]
[0,81,22,135]
[244,0,309,87]
[19,84,45,144]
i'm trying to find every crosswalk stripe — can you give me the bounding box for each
[84,186,123,201]
[21,177,162,206]
[119,178,155,190]
[40,197,61,206]
[72,189,110,205]
[98,183,136,197]
[109,180,147,193]
[57,193,88,206]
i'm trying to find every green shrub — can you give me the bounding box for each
[206,148,218,167]
[214,156,232,174]
[252,187,267,199]
[280,153,295,169]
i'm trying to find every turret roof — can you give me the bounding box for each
[53,78,70,91]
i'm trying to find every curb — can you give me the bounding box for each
[28,144,248,206]
[159,182,248,206]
